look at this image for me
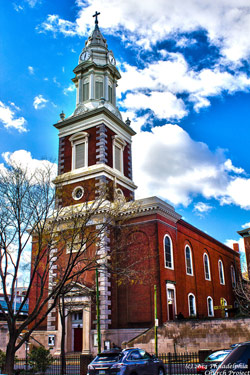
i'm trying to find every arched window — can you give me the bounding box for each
[164,235,173,269]
[231,265,236,288]
[207,296,214,317]
[185,245,193,275]
[188,293,196,316]
[218,260,225,285]
[204,253,211,280]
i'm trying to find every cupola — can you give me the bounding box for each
[71,12,122,120]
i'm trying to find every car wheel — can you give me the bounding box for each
[158,368,165,375]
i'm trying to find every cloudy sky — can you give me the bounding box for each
[1,0,250,263]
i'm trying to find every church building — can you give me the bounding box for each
[29,14,241,355]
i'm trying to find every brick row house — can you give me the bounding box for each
[29,17,241,355]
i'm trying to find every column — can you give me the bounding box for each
[82,304,91,354]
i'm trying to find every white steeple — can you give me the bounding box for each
[72,12,122,120]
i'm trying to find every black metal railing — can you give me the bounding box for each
[158,352,200,374]
[15,355,81,375]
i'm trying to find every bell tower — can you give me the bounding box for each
[53,13,136,207]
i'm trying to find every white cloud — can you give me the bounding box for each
[118,57,250,120]
[13,3,24,11]
[25,0,42,7]
[224,238,246,269]
[44,0,250,65]
[123,91,187,120]
[28,66,34,75]
[132,122,250,208]
[224,159,244,174]
[242,222,250,229]
[194,202,213,215]
[1,150,57,180]
[33,95,48,110]
[0,101,27,133]
[37,14,78,36]
[63,84,75,96]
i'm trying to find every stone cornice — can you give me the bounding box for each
[54,106,136,137]
[53,163,137,191]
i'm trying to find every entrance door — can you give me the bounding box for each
[166,284,176,320]
[73,328,82,352]
[167,289,175,320]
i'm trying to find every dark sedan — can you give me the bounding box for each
[87,348,165,375]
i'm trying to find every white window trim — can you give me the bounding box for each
[69,132,89,170]
[164,234,174,270]
[204,253,211,281]
[166,282,177,320]
[188,293,196,317]
[218,260,225,285]
[207,296,214,317]
[185,245,193,276]
[112,135,126,174]
[66,236,86,254]
[231,265,236,288]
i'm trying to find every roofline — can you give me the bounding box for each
[238,228,250,237]
[178,219,240,257]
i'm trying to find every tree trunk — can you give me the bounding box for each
[60,296,66,375]
[4,337,16,375]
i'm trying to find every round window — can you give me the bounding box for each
[72,186,84,200]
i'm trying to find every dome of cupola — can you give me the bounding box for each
[85,22,108,50]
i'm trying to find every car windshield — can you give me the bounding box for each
[219,345,250,368]
[93,353,123,363]
[207,351,230,361]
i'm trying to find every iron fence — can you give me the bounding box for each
[15,355,81,375]
[14,351,203,375]
[158,352,200,374]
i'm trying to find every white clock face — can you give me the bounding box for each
[108,54,116,65]
[80,51,90,61]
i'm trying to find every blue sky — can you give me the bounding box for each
[1,0,250,265]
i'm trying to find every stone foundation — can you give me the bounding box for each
[126,318,250,354]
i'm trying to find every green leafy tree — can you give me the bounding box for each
[28,346,53,375]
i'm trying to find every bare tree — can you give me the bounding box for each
[233,274,250,316]
[0,160,139,375]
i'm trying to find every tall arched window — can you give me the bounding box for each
[218,260,225,285]
[231,265,236,288]
[204,253,211,280]
[188,293,196,316]
[164,235,173,269]
[207,296,214,317]
[185,245,193,275]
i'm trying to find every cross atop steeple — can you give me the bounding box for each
[93,11,100,25]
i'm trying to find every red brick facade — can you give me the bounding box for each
[110,210,240,330]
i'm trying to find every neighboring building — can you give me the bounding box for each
[238,228,250,275]
[29,15,241,355]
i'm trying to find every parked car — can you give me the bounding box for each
[87,348,165,375]
[214,342,250,375]
[231,341,250,349]
[197,350,231,375]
